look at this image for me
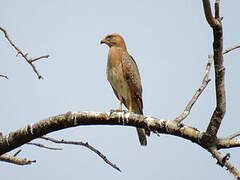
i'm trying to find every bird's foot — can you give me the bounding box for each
[109,109,127,115]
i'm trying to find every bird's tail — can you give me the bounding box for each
[132,96,150,146]
[136,128,147,146]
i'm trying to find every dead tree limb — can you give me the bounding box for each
[0,27,50,79]
[26,142,62,150]
[201,1,240,178]
[223,45,240,55]
[41,136,121,172]
[203,0,225,137]
[0,111,239,176]
[0,154,36,165]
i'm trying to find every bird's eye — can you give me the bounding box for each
[106,35,112,40]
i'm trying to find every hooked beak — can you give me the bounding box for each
[100,39,107,44]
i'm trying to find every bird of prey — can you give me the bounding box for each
[100,33,148,146]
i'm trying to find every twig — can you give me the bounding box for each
[226,131,240,140]
[13,149,22,156]
[41,136,121,172]
[27,142,62,150]
[175,56,213,122]
[0,74,8,79]
[208,147,240,179]
[223,45,240,55]
[29,55,50,63]
[0,26,50,79]
[0,154,36,165]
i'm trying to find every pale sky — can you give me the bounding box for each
[1,1,240,180]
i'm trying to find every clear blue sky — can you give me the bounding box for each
[1,1,240,179]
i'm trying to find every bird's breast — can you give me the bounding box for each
[107,48,130,101]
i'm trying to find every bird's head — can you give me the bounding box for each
[100,33,126,49]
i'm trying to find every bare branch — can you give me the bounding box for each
[13,149,22,156]
[0,74,8,79]
[0,26,50,79]
[214,0,220,19]
[29,55,50,63]
[0,111,239,176]
[223,45,240,55]
[208,147,240,179]
[226,131,240,140]
[205,0,225,137]
[175,56,213,122]
[0,154,36,165]
[27,142,62,150]
[0,111,204,156]
[202,0,219,27]
[217,138,240,149]
[41,136,121,172]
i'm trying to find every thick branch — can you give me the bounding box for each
[205,1,225,137]
[0,27,50,79]
[0,111,239,177]
[0,111,204,155]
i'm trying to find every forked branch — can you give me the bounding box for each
[0,27,50,79]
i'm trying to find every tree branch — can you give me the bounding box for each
[41,136,121,172]
[204,0,226,137]
[217,138,240,149]
[0,111,239,176]
[0,27,50,79]
[0,111,204,155]
[208,147,240,179]
[0,154,36,165]
[223,45,240,55]
[175,55,213,122]
[226,131,240,140]
[26,142,62,150]
[202,0,219,27]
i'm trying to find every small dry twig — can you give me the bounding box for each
[223,45,240,55]
[41,136,121,172]
[226,131,240,140]
[13,149,22,157]
[0,26,50,79]
[27,142,62,150]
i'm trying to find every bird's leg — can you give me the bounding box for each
[117,101,123,111]
[110,98,125,114]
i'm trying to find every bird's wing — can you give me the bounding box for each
[121,52,143,114]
